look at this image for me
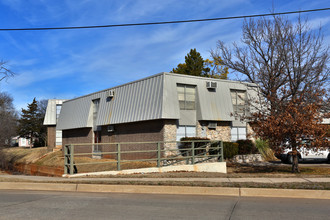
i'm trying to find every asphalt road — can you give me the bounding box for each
[0,190,329,220]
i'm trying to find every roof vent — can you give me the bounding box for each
[206,81,217,89]
[107,90,115,97]
[208,122,217,129]
[107,125,114,132]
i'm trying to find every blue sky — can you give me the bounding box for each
[0,0,329,110]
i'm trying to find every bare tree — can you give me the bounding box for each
[0,92,18,146]
[0,61,14,82]
[212,15,329,172]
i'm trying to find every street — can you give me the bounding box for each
[0,190,329,220]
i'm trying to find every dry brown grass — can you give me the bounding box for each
[1,147,329,178]
[33,150,156,172]
[0,147,48,164]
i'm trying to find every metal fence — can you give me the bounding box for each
[64,140,223,175]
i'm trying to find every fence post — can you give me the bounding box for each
[191,141,195,164]
[64,145,68,174]
[220,141,224,162]
[69,144,74,175]
[216,141,220,161]
[157,142,161,167]
[117,143,121,171]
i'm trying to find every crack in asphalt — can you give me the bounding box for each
[0,194,61,209]
[228,197,240,220]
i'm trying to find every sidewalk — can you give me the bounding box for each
[1,173,330,184]
[0,173,330,200]
[1,173,330,199]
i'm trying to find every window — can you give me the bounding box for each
[231,127,247,141]
[177,84,196,110]
[56,104,62,122]
[231,90,246,114]
[92,99,100,127]
[55,130,62,146]
[177,126,196,141]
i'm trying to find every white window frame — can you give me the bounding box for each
[177,84,196,110]
[177,125,196,141]
[231,126,247,142]
[231,90,247,114]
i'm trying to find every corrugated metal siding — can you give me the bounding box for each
[56,72,258,130]
[57,74,166,130]
[109,74,164,124]
[163,73,238,121]
[43,99,67,125]
[162,74,181,118]
[57,96,93,130]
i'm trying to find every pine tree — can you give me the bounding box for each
[172,48,210,77]
[172,48,228,79]
[18,98,40,148]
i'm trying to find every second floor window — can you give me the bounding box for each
[231,90,246,114]
[56,104,62,122]
[92,99,100,126]
[177,84,196,110]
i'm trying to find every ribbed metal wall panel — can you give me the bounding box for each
[162,73,255,122]
[56,72,258,130]
[56,91,103,130]
[109,74,164,124]
[43,99,67,125]
[57,74,165,130]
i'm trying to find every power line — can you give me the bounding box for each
[0,7,329,31]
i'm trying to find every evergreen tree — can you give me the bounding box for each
[172,48,228,79]
[18,98,44,148]
[172,48,210,77]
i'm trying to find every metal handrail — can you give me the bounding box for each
[64,140,223,175]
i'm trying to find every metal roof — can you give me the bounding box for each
[56,72,258,130]
[43,99,67,125]
[57,74,167,130]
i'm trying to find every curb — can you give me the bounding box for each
[63,162,227,178]
[0,182,329,199]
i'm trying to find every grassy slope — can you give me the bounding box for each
[1,147,329,177]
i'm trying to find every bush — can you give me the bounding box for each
[33,140,45,148]
[255,139,277,161]
[236,139,258,155]
[223,142,239,159]
[179,137,210,156]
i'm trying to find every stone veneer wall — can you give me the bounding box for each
[196,121,231,142]
[246,123,256,142]
[162,119,178,157]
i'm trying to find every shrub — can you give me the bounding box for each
[255,139,277,161]
[236,139,258,155]
[179,137,210,156]
[33,140,45,148]
[223,142,239,159]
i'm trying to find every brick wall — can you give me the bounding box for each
[47,126,56,149]
[62,128,93,155]
[61,119,182,160]
[101,119,166,160]
[101,119,164,143]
